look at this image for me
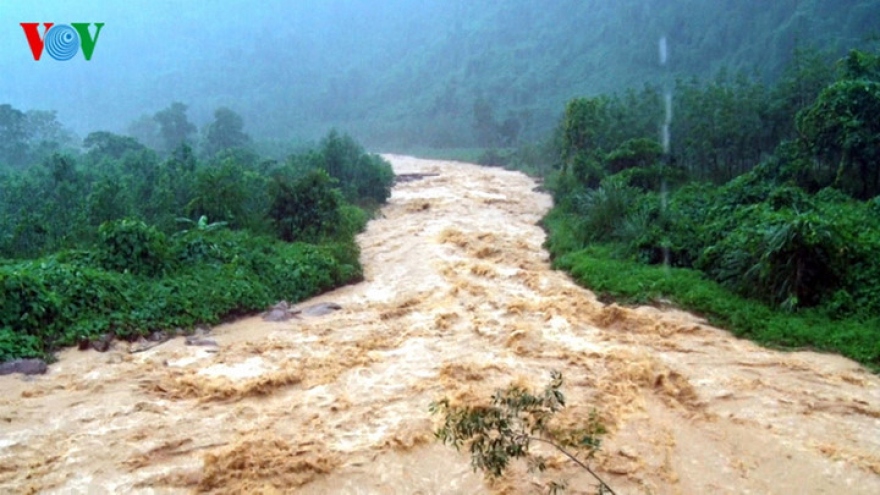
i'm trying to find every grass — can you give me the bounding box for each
[551,243,880,372]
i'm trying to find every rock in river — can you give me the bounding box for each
[0,358,48,376]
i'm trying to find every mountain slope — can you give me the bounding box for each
[1,0,877,147]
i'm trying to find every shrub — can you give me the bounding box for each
[569,177,640,246]
[269,169,344,243]
[352,153,394,205]
[0,328,43,362]
[614,163,688,192]
[316,130,395,204]
[431,372,614,495]
[0,226,364,362]
[97,219,170,277]
[0,264,62,342]
[185,160,269,230]
[570,152,605,189]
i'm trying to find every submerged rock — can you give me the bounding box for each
[261,300,300,321]
[194,324,212,335]
[129,337,158,354]
[262,308,293,322]
[261,300,342,321]
[148,330,170,342]
[129,331,173,354]
[185,336,219,347]
[0,358,48,376]
[90,334,115,353]
[301,302,343,316]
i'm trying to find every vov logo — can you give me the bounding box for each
[20,23,104,61]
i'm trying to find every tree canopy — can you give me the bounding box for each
[204,107,251,157]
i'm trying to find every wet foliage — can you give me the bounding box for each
[540,49,880,370]
[0,125,392,362]
[431,372,614,494]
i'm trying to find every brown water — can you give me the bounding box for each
[2,155,879,494]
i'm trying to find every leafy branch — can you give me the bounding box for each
[430,371,617,495]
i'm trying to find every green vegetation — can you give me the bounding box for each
[0,111,393,363]
[6,2,879,151]
[431,372,613,495]
[0,232,357,363]
[549,244,880,371]
[536,48,880,371]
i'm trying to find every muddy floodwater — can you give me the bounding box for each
[2,155,879,494]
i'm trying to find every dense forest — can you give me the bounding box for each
[1,0,878,149]
[525,47,880,370]
[0,103,394,361]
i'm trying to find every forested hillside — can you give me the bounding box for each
[1,0,877,149]
[0,121,394,362]
[537,47,880,370]
[2,0,878,365]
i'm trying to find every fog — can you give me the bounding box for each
[2,3,880,492]
[2,1,461,144]
[1,0,875,148]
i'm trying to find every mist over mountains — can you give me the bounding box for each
[2,0,877,148]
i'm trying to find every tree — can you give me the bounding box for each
[30,154,88,253]
[605,138,663,174]
[185,159,268,231]
[320,129,362,183]
[148,144,198,230]
[126,114,163,151]
[0,104,31,168]
[87,178,131,228]
[561,97,611,166]
[670,70,772,182]
[797,50,880,199]
[317,130,394,204]
[269,169,343,243]
[204,107,251,156]
[498,115,523,147]
[83,131,147,161]
[153,102,197,155]
[473,97,500,148]
[24,110,75,160]
[352,153,394,204]
[768,48,834,142]
[839,47,880,81]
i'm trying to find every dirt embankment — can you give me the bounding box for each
[1,155,879,494]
